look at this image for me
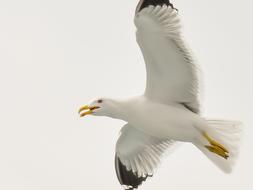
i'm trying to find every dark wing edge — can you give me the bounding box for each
[115,156,150,190]
[136,0,177,13]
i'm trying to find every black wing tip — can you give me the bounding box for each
[138,0,178,13]
[115,156,149,190]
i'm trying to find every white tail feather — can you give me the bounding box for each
[194,119,243,173]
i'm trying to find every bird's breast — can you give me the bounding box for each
[125,100,199,141]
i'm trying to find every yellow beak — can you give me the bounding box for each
[78,105,100,117]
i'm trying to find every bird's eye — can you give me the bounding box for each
[97,99,103,103]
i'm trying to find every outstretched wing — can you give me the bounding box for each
[115,124,176,190]
[135,1,202,113]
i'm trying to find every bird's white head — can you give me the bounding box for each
[78,98,124,119]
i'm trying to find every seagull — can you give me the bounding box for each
[78,0,243,189]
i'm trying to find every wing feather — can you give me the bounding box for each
[115,124,176,189]
[135,3,202,113]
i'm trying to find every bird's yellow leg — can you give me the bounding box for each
[205,145,229,159]
[203,132,229,153]
[203,132,229,159]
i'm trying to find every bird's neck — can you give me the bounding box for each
[108,97,140,122]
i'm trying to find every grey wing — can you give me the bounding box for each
[135,2,203,113]
[115,124,176,190]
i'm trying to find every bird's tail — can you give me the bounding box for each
[194,119,243,173]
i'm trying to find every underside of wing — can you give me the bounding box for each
[115,124,176,190]
[135,1,202,113]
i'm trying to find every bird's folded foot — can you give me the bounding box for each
[203,132,229,159]
[205,145,229,159]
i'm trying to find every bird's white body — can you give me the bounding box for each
[119,96,202,142]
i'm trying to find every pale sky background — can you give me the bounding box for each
[0,0,252,189]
